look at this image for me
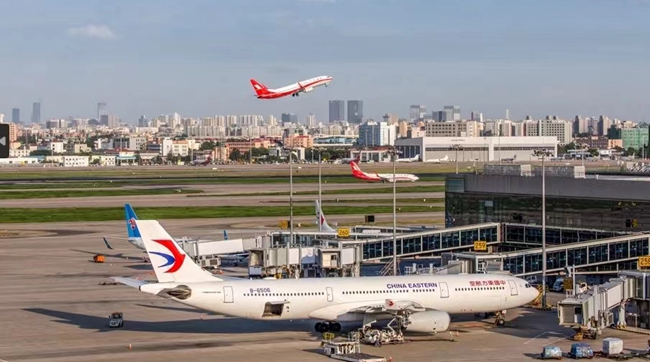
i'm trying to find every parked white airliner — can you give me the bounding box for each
[113,220,539,334]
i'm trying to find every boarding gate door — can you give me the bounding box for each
[326,287,334,302]
[439,282,449,298]
[224,286,234,303]
[508,281,518,296]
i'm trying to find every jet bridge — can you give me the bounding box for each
[557,276,635,339]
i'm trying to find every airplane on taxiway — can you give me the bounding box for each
[424,155,449,163]
[396,154,420,163]
[250,76,332,99]
[113,219,539,334]
[349,161,419,183]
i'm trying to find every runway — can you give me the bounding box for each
[0,182,444,208]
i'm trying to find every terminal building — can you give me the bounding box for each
[445,168,650,233]
[395,136,558,162]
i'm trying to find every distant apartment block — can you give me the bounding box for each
[113,137,147,151]
[424,120,480,137]
[284,135,313,149]
[524,118,573,144]
[410,105,426,121]
[358,121,396,146]
[62,155,89,168]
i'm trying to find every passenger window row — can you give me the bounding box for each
[342,289,435,295]
[244,292,325,297]
[454,287,505,291]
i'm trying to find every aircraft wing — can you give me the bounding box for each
[112,277,148,289]
[308,299,426,320]
[348,299,427,314]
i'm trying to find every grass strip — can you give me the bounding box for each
[0,188,202,200]
[0,205,445,223]
[190,185,445,197]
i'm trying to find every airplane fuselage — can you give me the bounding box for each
[256,76,332,99]
[144,274,537,322]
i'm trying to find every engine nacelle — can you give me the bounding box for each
[405,311,451,333]
[303,87,314,93]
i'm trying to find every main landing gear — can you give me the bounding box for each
[474,311,506,326]
[315,321,342,333]
[291,92,300,97]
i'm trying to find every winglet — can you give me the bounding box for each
[103,237,114,250]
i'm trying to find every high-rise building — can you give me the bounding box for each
[31,102,41,124]
[138,116,149,127]
[328,100,345,123]
[0,114,4,123]
[100,114,119,128]
[97,102,107,120]
[281,113,298,123]
[442,106,461,121]
[347,100,363,124]
[11,108,19,123]
[410,105,426,121]
[358,121,397,146]
[305,113,316,128]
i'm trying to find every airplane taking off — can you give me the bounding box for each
[425,155,449,163]
[113,220,539,335]
[350,161,419,183]
[396,154,420,163]
[250,76,333,99]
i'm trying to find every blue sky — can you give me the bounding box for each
[1,0,649,123]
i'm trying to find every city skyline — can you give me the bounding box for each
[1,0,649,122]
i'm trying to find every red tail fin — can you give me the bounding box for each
[350,161,363,175]
[250,79,271,96]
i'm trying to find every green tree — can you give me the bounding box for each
[30,150,52,156]
[200,141,216,151]
[229,149,242,161]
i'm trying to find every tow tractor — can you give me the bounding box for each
[108,312,124,328]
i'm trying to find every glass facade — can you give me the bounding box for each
[446,191,650,232]
[361,225,499,260]
[502,224,626,246]
[503,236,649,276]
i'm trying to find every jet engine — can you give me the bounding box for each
[404,311,451,333]
[303,87,314,93]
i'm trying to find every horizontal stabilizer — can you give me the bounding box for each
[112,277,148,289]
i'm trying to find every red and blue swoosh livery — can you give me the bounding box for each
[149,239,185,273]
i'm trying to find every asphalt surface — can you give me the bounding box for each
[0,182,444,208]
[1,220,649,362]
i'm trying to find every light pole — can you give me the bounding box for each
[318,148,323,213]
[289,148,294,247]
[388,147,401,276]
[533,148,552,309]
[450,144,463,174]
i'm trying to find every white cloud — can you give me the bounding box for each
[67,24,116,40]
